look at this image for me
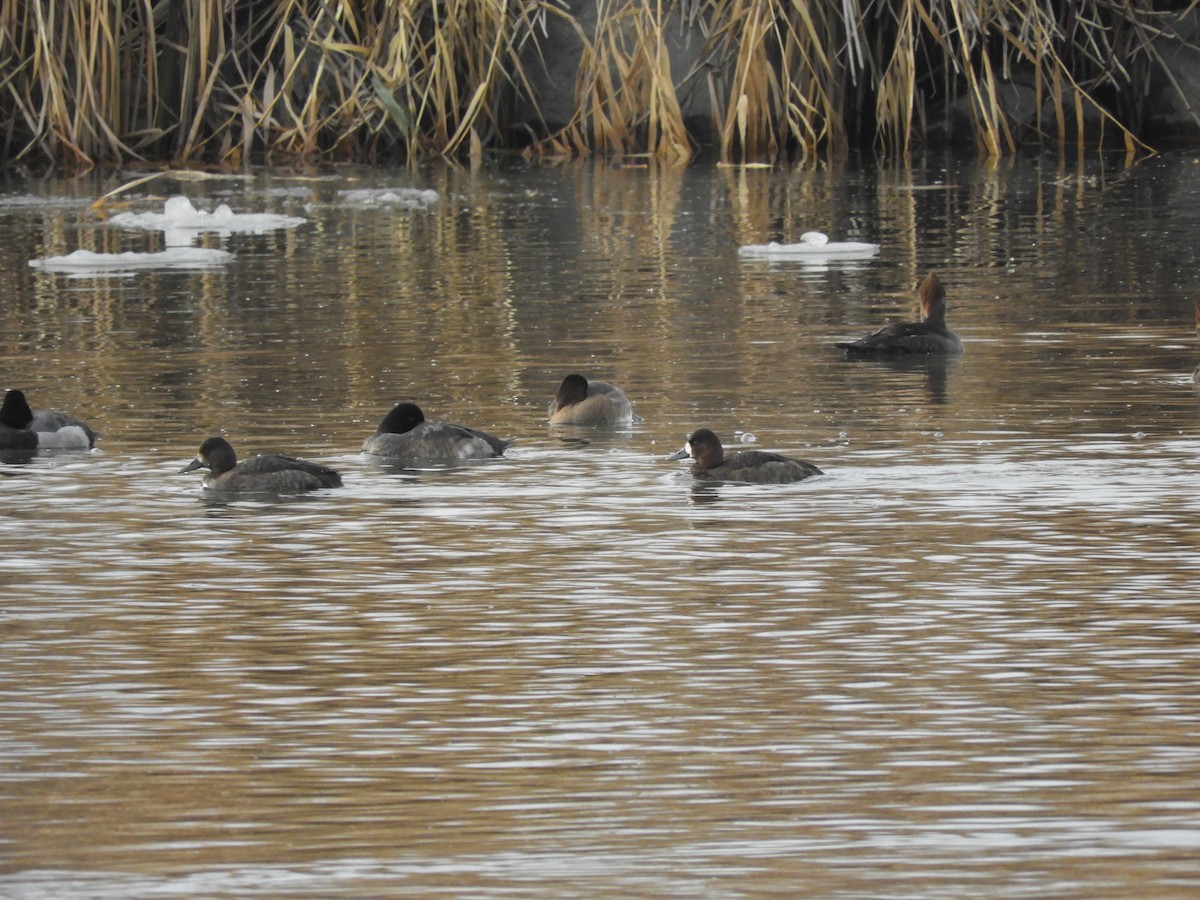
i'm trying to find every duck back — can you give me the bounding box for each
[836,321,963,356]
[703,450,824,484]
[364,421,511,460]
[364,402,512,460]
[209,454,343,493]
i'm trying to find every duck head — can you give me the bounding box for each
[180,436,238,476]
[918,273,947,324]
[378,402,426,435]
[666,428,725,468]
[553,374,590,408]
[1,389,34,429]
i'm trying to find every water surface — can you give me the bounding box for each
[2,153,1199,897]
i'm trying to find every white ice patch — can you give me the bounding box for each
[327,188,439,209]
[108,195,306,236]
[29,247,233,274]
[739,231,880,259]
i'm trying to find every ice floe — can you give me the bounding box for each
[29,194,307,272]
[107,195,306,236]
[27,187,434,275]
[28,247,233,274]
[739,231,880,260]
[325,188,440,209]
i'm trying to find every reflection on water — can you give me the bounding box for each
[2,153,1200,896]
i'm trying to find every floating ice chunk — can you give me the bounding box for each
[107,195,305,234]
[739,232,880,259]
[333,188,440,208]
[29,247,233,274]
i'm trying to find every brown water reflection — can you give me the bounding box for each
[2,154,1199,897]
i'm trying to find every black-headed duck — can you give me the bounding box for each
[548,373,639,426]
[836,273,963,357]
[1,389,97,450]
[363,402,512,461]
[668,428,823,484]
[180,436,342,493]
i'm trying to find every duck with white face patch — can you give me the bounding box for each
[667,429,823,485]
[180,437,342,494]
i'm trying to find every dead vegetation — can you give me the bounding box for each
[0,0,1192,167]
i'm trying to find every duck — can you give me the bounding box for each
[667,428,823,484]
[836,273,963,356]
[548,373,640,426]
[362,401,513,461]
[0,388,98,450]
[180,436,342,493]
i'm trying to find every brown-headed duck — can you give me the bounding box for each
[180,436,342,493]
[548,373,640,426]
[667,428,823,484]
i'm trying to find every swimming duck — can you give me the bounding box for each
[0,389,98,450]
[548,374,639,426]
[667,428,823,484]
[363,402,513,461]
[180,436,342,493]
[836,273,963,356]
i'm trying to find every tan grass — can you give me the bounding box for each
[0,1,1187,167]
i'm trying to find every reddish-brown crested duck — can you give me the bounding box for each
[836,273,963,357]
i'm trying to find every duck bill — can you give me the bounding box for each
[666,447,692,461]
[179,457,207,474]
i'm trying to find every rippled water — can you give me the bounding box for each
[2,153,1200,897]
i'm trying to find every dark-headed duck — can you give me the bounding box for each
[548,374,639,426]
[180,436,342,493]
[667,428,823,484]
[363,402,512,461]
[1,389,97,450]
[836,273,963,357]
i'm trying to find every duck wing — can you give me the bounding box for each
[364,422,510,460]
[708,450,824,484]
[237,454,343,488]
[837,322,961,356]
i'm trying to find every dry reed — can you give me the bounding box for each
[0,1,1192,167]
